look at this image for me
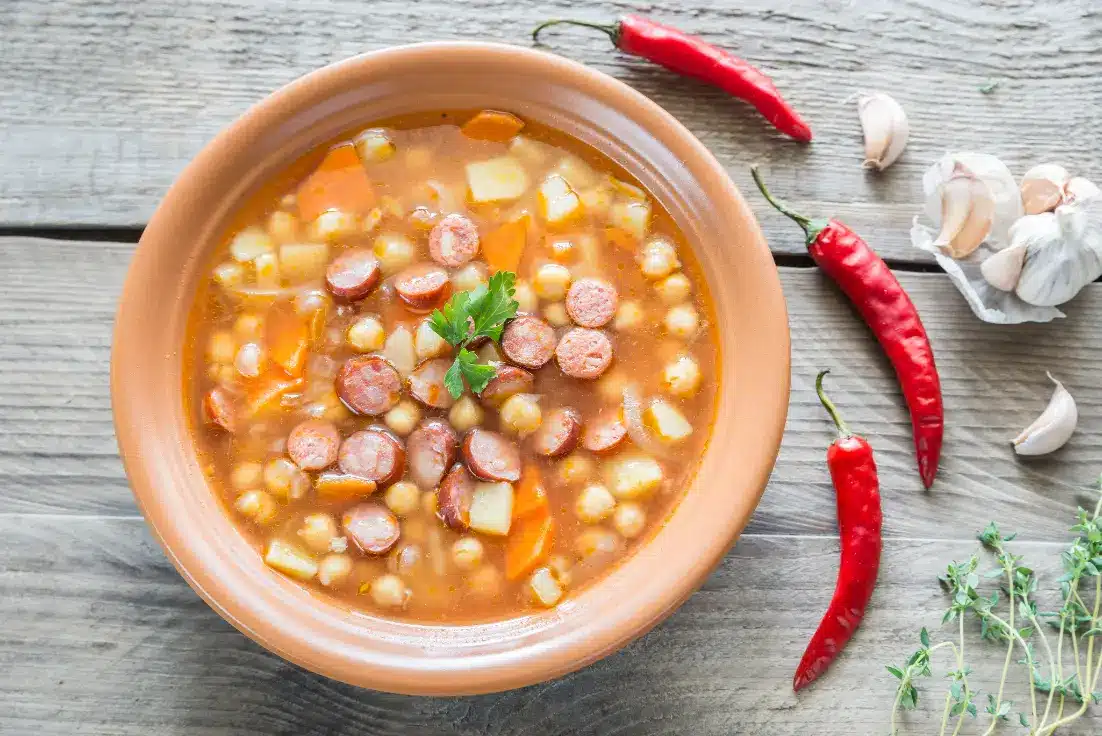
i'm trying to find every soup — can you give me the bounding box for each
[187,110,719,622]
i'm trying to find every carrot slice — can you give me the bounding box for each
[505,512,554,581]
[481,216,528,274]
[266,301,309,377]
[513,464,549,519]
[296,143,376,222]
[246,374,304,416]
[604,226,637,251]
[460,110,525,143]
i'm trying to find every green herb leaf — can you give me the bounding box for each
[920,628,931,648]
[1019,713,1029,727]
[467,271,518,342]
[443,356,466,400]
[455,347,498,396]
[429,291,475,346]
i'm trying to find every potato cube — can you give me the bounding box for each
[267,211,299,243]
[609,200,651,241]
[468,482,514,536]
[279,243,330,283]
[355,128,396,164]
[310,209,358,242]
[508,135,554,167]
[414,319,450,360]
[538,174,584,227]
[382,326,416,377]
[230,227,274,262]
[578,185,612,219]
[264,539,318,581]
[466,157,530,203]
[529,566,564,607]
[553,156,600,189]
[644,399,693,443]
[213,261,245,288]
[603,454,664,500]
[254,252,281,289]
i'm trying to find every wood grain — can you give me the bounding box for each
[2,236,1100,543]
[1,516,1095,735]
[3,0,1101,263]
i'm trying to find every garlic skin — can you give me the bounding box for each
[1012,195,1102,306]
[1011,373,1077,456]
[1020,164,1070,216]
[980,241,1027,292]
[857,92,908,171]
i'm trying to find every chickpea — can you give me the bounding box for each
[575,527,623,560]
[451,536,484,570]
[500,394,542,436]
[293,288,331,319]
[230,227,274,263]
[448,395,484,432]
[230,461,264,490]
[207,330,236,365]
[234,490,277,525]
[514,280,538,313]
[233,342,265,378]
[267,210,299,243]
[420,491,438,517]
[575,484,617,524]
[662,354,702,397]
[533,263,572,301]
[212,261,244,288]
[389,543,424,575]
[310,209,358,242]
[233,313,264,341]
[655,273,692,304]
[373,232,415,275]
[467,565,502,598]
[384,400,421,436]
[317,554,353,587]
[369,573,410,608]
[558,453,595,486]
[639,237,679,280]
[613,300,644,332]
[298,513,339,554]
[451,263,488,293]
[613,502,647,539]
[253,252,281,289]
[543,302,570,327]
[384,481,422,517]
[548,238,576,262]
[347,316,386,353]
[664,304,700,339]
[264,458,309,501]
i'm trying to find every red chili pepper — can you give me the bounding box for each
[750,166,944,488]
[532,17,812,142]
[793,370,883,691]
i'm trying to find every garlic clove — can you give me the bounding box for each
[1020,164,1070,215]
[1011,373,1077,456]
[1063,176,1101,205]
[857,92,909,171]
[980,241,1026,291]
[934,163,995,258]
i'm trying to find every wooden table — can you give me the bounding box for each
[3,1,1100,733]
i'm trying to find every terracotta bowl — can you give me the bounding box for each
[112,42,789,695]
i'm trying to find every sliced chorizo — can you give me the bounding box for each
[556,328,613,380]
[325,249,382,301]
[582,413,627,454]
[338,428,405,486]
[500,316,555,369]
[406,419,459,490]
[461,428,521,482]
[287,419,340,470]
[394,263,450,312]
[565,278,618,328]
[429,213,480,267]
[336,355,401,415]
[408,359,455,409]
[342,503,400,555]
[203,387,237,433]
[531,407,581,458]
[437,463,475,531]
[478,365,534,406]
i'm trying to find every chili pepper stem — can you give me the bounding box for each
[749,165,830,247]
[815,370,851,437]
[532,19,621,45]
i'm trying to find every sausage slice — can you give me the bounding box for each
[436,464,474,531]
[478,365,534,406]
[582,414,628,454]
[461,428,521,482]
[500,316,555,369]
[338,428,405,486]
[429,213,480,267]
[531,407,581,458]
[342,503,400,555]
[203,387,237,433]
[556,328,613,380]
[394,263,450,312]
[336,356,401,415]
[326,249,382,301]
[565,278,618,328]
[408,359,455,409]
[287,419,340,470]
[406,419,459,490]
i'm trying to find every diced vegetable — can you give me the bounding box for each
[450,262,489,294]
[575,484,617,524]
[207,330,236,364]
[297,143,376,222]
[639,237,680,280]
[264,539,318,581]
[317,554,353,587]
[298,513,339,554]
[230,461,264,490]
[279,242,330,282]
[235,490,277,524]
[558,453,594,486]
[579,185,612,218]
[309,210,358,242]
[254,252,281,289]
[604,226,638,252]
[414,318,450,360]
[506,513,554,581]
[513,279,537,313]
[468,482,514,536]
[609,200,651,242]
[508,135,554,167]
[543,302,570,327]
[213,261,245,288]
[264,457,310,501]
[314,472,378,501]
[266,301,309,377]
[613,300,644,331]
[382,325,416,377]
[368,573,410,608]
[500,393,542,436]
[537,174,584,227]
[513,465,549,519]
[607,175,647,200]
[613,502,647,539]
[574,527,623,560]
[461,110,525,142]
[230,227,275,262]
[234,342,265,378]
[466,157,530,203]
[246,374,304,416]
[233,313,264,341]
[481,217,528,274]
[267,211,299,243]
[655,272,692,304]
[553,156,600,189]
[603,454,664,500]
[528,565,564,606]
[644,399,694,443]
[354,128,396,164]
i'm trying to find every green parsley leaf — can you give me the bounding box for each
[429,291,474,346]
[443,357,466,400]
[468,271,518,343]
[455,348,497,397]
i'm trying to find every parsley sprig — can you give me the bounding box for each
[429,271,519,399]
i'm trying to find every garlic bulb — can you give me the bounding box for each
[856,92,908,171]
[1012,194,1102,306]
[1011,373,1077,456]
[1020,164,1070,215]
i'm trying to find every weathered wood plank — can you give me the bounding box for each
[1,517,1095,735]
[2,236,1100,541]
[2,0,1100,263]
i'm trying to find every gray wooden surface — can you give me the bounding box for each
[2,0,1101,733]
